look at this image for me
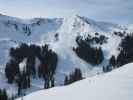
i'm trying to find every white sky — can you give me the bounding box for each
[0,0,132,24]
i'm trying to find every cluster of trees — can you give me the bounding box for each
[73,36,104,65]
[37,45,58,89]
[5,43,58,95]
[0,89,8,100]
[64,68,83,85]
[5,59,19,83]
[17,69,31,96]
[22,25,31,35]
[85,34,108,45]
[5,20,18,31]
[103,55,116,72]
[102,32,132,72]
[117,34,133,66]
[113,31,125,37]
[103,34,133,72]
[44,77,55,89]
[4,21,31,35]
[31,18,53,26]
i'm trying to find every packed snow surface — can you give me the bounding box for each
[17,63,133,100]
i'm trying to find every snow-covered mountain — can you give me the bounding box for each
[0,13,132,97]
[0,13,126,67]
[16,63,133,100]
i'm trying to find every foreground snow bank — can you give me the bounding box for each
[16,63,133,100]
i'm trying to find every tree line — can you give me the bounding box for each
[103,33,133,72]
[73,35,104,65]
[0,89,8,100]
[64,68,83,85]
[5,43,58,96]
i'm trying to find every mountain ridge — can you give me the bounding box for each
[0,13,132,98]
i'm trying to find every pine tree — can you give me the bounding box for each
[64,76,68,85]
[27,75,31,88]
[109,55,116,68]
[5,60,19,84]
[51,77,55,87]
[0,89,8,100]
[64,68,83,85]
[103,65,112,72]
[11,94,15,100]
[44,78,50,89]
[74,36,104,65]
[17,77,22,96]
[102,66,106,72]
[3,89,8,100]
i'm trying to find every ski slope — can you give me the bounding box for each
[17,63,133,100]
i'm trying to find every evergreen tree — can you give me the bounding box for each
[109,55,116,68]
[50,77,55,87]
[116,34,133,66]
[27,75,31,88]
[64,68,83,85]
[5,60,19,83]
[74,36,104,65]
[5,43,58,92]
[44,77,50,89]
[103,65,112,72]
[64,76,69,85]
[3,89,8,100]
[0,89,8,100]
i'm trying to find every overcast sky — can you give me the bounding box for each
[0,0,132,24]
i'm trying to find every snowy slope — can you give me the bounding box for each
[0,14,126,74]
[16,63,133,100]
[0,13,132,96]
[46,15,126,83]
[0,13,62,66]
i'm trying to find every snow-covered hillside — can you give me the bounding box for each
[16,63,133,100]
[0,14,127,70]
[0,13,132,97]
